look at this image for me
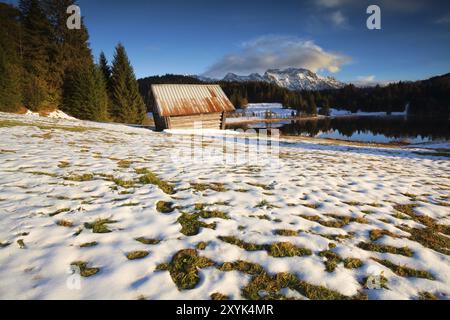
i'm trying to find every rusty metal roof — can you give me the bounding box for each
[151,84,235,117]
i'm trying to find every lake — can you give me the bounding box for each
[227,116,450,144]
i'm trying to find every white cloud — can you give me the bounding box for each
[330,10,348,27]
[357,75,376,82]
[352,75,396,87]
[204,35,351,78]
[315,0,355,8]
[435,13,450,24]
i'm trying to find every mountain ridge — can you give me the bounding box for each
[197,68,346,91]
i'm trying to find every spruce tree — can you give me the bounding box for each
[99,51,111,85]
[306,94,317,115]
[62,63,108,122]
[19,0,53,111]
[318,97,330,116]
[91,64,109,121]
[0,4,23,112]
[44,0,93,108]
[110,43,146,124]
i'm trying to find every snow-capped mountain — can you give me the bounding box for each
[196,68,345,91]
[263,68,345,90]
[222,72,265,82]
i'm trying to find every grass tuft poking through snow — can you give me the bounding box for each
[138,169,175,195]
[357,242,414,257]
[84,219,117,234]
[156,201,175,214]
[126,251,150,260]
[70,261,100,277]
[156,249,215,290]
[219,236,312,257]
[371,258,435,280]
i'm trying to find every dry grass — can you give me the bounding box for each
[79,241,98,248]
[343,258,363,269]
[117,160,132,168]
[210,292,230,300]
[58,161,70,168]
[372,258,435,280]
[84,218,117,234]
[135,237,161,245]
[318,250,343,272]
[177,206,229,236]
[418,292,438,300]
[156,201,175,214]
[254,200,280,209]
[273,229,299,237]
[357,242,414,257]
[218,260,365,300]
[139,170,175,195]
[56,220,73,227]
[70,261,100,277]
[246,182,273,191]
[126,251,150,260]
[49,208,70,217]
[190,182,227,192]
[64,173,94,182]
[369,229,401,241]
[299,214,367,228]
[218,236,312,257]
[155,249,215,290]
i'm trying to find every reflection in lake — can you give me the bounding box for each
[227,116,450,143]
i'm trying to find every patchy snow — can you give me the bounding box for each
[0,111,449,300]
[46,110,78,120]
[245,103,294,117]
[228,105,408,124]
[330,108,407,117]
[226,117,262,123]
[407,142,450,150]
[24,110,40,117]
[164,129,242,136]
[228,103,296,123]
[23,109,78,120]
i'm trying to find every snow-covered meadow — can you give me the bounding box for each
[0,112,449,300]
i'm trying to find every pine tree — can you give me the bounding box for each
[318,97,330,116]
[110,43,146,124]
[99,51,111,85]
[0,4,23,112]
[19,0,53,111]
[62,63,108,121]
[44,0,93,108]
[306,94,317,115]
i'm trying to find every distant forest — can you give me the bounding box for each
[139,73,450,118]
[0,1,145,124]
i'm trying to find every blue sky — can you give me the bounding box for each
[7,0,450,83]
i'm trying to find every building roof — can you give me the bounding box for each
[151,84,235,117]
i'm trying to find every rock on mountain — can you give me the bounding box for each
[222,72,265,82]
[197,68,345,91]
[263,68,345,90]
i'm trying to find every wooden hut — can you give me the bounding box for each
[151,84,235,131]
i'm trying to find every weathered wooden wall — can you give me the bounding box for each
[167,113,223,130]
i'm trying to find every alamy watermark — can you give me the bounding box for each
[168,122,281,168]
[66,5,81,30]
[66,264,82,291]
[367,5,381,30]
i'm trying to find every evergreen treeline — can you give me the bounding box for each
[138,73,450,118]
[0,1,145,124]
[320,74,450,117]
